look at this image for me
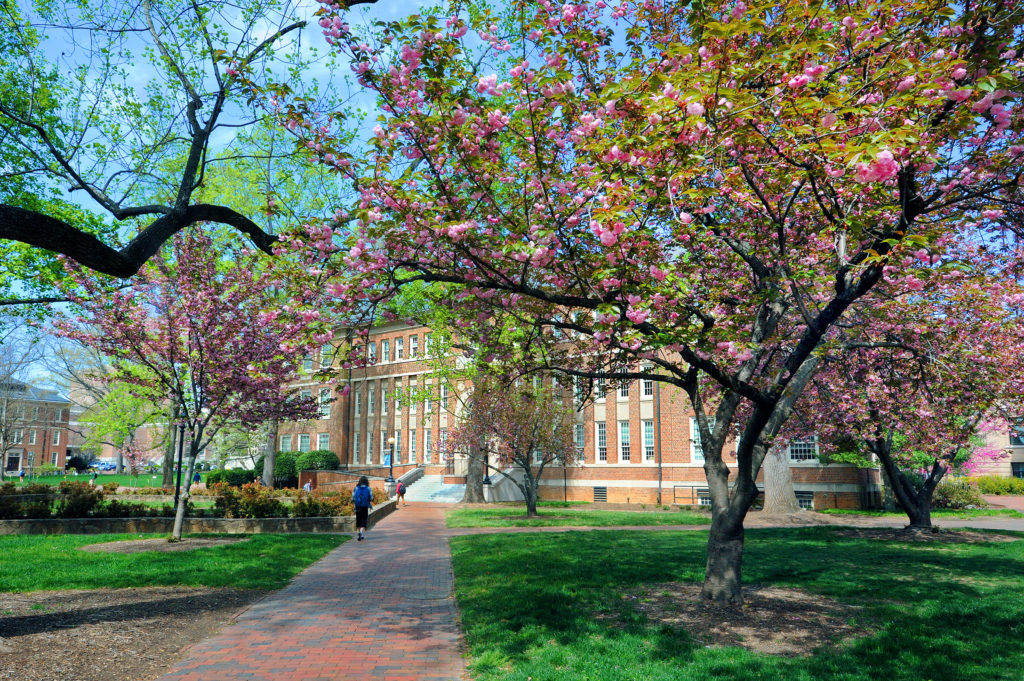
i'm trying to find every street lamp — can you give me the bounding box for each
[173,423,185,508]
[385,436,396,483]
[482,447,492,486]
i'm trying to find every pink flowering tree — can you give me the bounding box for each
[285,0,1024,602]
[56,229,326,540]
[791,259,1024,527]
[442,375,579,516]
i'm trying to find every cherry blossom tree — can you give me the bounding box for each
[791,256,1024,528]
[56,229,325,540]
[289,0,1024,602]
[443,375,579,516]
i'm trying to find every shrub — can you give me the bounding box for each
[37,464,61,477]
[206,469,255,487]
[292,490,352,517]
[973,475,1024,495]
[212,482,285,518]
[102,482,120,493]
[932,479,986,509]
[66,456,89,472]
[54,481,104,518]
[295,450,340,472]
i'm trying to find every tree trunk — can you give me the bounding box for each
[262,419,279,488]
[762,444,800,514]
[115,449,124,475]
[170,447,198,541]
[462,442,485,503]
[521,468,539,517]
[702,509,746,604]
[879,465,896,511]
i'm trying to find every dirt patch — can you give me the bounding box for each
[495,515,575,521]
[832,527,1020,543]
[79,537,249,554]
[622,583,868,656]
[0,586,264,681]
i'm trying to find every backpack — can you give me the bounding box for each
[397,482,405,495]
[353,485,371,508]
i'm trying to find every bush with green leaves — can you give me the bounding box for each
[211,482,286,518]
[295,450,340,471]
[932,479,986,509]
[254,451,300,488]
[66,456,90,472]
[973,475,1024,495]
[206,469,256,487]
[54,481,104,518]
[291,490,352,517]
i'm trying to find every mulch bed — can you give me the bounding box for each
[79,537,248,554]
[831,527,1021,543]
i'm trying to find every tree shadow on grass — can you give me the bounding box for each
[452,527,1024,680]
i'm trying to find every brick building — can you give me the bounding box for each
[280,322,879,509]
[0,381,71,475]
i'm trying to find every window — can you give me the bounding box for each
[574,423,585,454]
[396,337,404,360]
[795,491,814,509]
[28,430,36,445]
[366,432,373,462]
[382,388,389,414]
[596,378,606,402]
[619,421,631,462]
[369,342,377,362]
[643,420,655,462]
[353,432,360,464]
[409,430,416,463]
[439,428,448,459]
[354,387,361,416]
[369,386,375,414]
[410,335,418,358]
[533,448,542,464]
[318,433,330,451]
[51,452,57,465]
[596,422,607,462]
[303,354,313,372]
[410,380,417,414]
[393,430,401,461]
[32,406,39,421]
[574,376,585,410]
[697,488,712,506]
[11,429,22,445]
[690,417,714,463]
[380,432,387,463]
[619,382,630,398]
[300,389,313,402]
[298,434,311,452]
[1012,463,1024,479]
[52,430,60,446]
[320,344,333,369]
[441,384,449,410]
[643,377,654,397]
[279,435,292,451]
[424,430,432,463]
[533,375,542,391]
[424,333,432,356]
[788,437,819,461]
[382,340,390,363]
[320,388,332,419]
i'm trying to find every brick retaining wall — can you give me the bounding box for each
[0,500,397,535]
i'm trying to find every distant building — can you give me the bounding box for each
[279,322,877,509]
[0,380,71,475]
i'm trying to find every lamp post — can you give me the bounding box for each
[385,438,395,491]
[482,447,492,486]
[173,423,185,508]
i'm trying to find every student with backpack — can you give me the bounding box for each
[396,480,406,505]
[352,476,373,541]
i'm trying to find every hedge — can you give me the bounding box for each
[295,450,340,471]
[206,468,256,487]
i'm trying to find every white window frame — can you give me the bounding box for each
[409,429,416,463]
[321,388,332,419]
[596,422,607,463]
[28,430,36,445]
[596,378,606,403]
[393,430,401,461]
[643,420,655,462]
[690,417,714,463]
[354,387,361,416]
[619,420,631,462]
[642,377,654,398]
[425,333,432,356]
[11,429,22,445]
[366,431,373,462]
[318,433,330,451]
[789,437,820,462]
[380,432,387,464]
[353,432,360,464]
[410,380,417,414]
[574,423,585,455]
[382,339,390,363]
[52,430,60,446]
[369,386,375,414]
[320,344,333,369]
[410,334,418,358]
[303,354,314,372]
[382,388,389,414]
[619,382,630,398]
[396,337,404,360]
[298,434,311,452]
[441,384,450,410]
[369,341,376,363]
[279,434,292,451]
[424,430,432,463]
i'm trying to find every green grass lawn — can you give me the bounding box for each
[7,473,198,488]
[447,506,712,528]
[0,533,345,592]
[451,527,1024,681]
[820,508,1024,519]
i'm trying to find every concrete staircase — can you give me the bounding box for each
[404,474,466,503]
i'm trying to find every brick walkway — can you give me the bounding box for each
[156,504,465,681]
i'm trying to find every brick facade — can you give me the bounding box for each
[1,382,71,475]
[278,323,879,509]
